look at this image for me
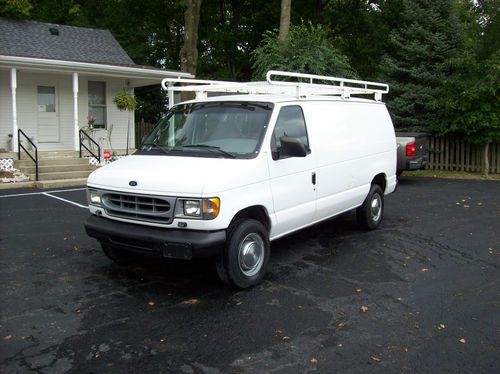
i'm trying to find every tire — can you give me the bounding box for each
[101,244,141,266]
[216,219,270,289]
[356,184,384,230]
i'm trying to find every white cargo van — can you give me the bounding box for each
[85,71,397,288]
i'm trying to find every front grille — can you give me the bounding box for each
[102,192,175,224]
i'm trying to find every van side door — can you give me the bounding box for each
[267,105,317,239]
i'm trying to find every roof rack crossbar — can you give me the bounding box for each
[161,70,389,107]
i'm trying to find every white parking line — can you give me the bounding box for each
[0,187,86,198]
[0,187,88,209]
[42,192,88,209]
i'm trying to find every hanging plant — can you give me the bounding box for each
[113,90,137,111]
[113,89,137,155]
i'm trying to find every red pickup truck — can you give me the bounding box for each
[396,132,429,176]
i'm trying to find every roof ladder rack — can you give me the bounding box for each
[161,70,389,107]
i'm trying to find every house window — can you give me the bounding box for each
[88,81,106,128]
[37,86,55,112]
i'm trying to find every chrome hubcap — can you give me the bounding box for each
[370,194,382,222]
[238,233,264,277]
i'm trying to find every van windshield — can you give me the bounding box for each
[138,101,273,159]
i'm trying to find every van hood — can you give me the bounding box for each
[87,154,268,196]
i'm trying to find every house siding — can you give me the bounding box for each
[0,70,134,152]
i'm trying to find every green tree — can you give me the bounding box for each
[380,0,462,131]
[433,0,499,175]
[0,0,32,19]
[252,21,355,80]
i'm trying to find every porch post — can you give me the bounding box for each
[10,68,18,152]
[72,72,79,151]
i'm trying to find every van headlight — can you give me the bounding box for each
[87,189,102,206]
[176,198,220,220]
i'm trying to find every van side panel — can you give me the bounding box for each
[301,101,396,222]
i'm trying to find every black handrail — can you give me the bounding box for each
[79,129,101,163]
[17,129,38,181]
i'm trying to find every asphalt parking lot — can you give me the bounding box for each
[0,177,499,373]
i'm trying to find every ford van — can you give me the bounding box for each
[84,71,397,288]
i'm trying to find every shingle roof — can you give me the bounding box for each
[0,17,135,66]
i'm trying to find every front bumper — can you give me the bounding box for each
[85,215,226,260]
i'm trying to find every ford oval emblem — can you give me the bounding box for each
[129,181,138,187]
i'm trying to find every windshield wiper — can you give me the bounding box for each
[182,144,236,158]
[141,143,171,155]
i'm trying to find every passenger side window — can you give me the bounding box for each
[271,106,310,158]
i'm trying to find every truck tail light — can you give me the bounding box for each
[406,141,416,157]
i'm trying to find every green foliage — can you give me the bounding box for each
[0,0,32,19]
[252,21,355,80]
[113,90,137,112]
[380,0,463,131]
[432,0,500,144]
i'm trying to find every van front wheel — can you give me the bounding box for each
[357,184,384,230]
[216,219,270,289]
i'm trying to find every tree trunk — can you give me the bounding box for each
[278,0,291,42]
[179,0,203,75]
[482,142,490,177]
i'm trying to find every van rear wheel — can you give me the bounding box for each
[357,184,384,230]
[216,219,270,289]
[101,244,140,266]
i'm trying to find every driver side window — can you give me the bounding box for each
[271,106,310,156]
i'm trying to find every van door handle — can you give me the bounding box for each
[312,172,316,185]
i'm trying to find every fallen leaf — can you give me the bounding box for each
[182,299,199,305]
[63,237,68,241]
[337,322,345,328]
[236,302,242,306]
[3,335,12,340]
[356,288,362,293]
[404,347,409,352]
[421,268,430,272]
[282,336,291,341]
[275,329,283,334]
[459,338,466,344]
[477,203,482,206]
[148,301,156,306]
[463,205,470,208]
[337,343,343,347]
[455,202,460,205]
[75,309,81,314]
[371,356,381,362]
[95,351,101,358]
[437,323,445,330]
[310,357,318,364]
[360,306,369,313]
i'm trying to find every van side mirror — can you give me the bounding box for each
[279,136,307,158]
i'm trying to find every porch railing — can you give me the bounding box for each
[79,129,101,164]
[17,129,38,181]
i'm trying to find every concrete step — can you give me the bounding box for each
[20,164,96,174]
[29,170,94,181]
[15,158,92,168]
[34,178,88,189]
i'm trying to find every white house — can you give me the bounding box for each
[0,17,191,153]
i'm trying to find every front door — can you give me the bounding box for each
[267,105,317,239]
[37,85,60,142]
